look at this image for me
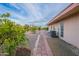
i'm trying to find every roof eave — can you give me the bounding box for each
[47,3,79,25]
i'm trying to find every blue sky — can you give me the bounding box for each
[0,3,70,26]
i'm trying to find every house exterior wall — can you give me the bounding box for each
[48,14,79,48]
[64,14,79,48]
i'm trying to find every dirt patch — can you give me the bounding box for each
[15,47,31,56]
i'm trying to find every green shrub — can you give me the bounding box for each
[0,13,28,55]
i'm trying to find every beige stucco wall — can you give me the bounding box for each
[64,14,79,48]
[48,14,79,48]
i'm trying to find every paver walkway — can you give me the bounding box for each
[26,30,79,56]
[26,30,53,56]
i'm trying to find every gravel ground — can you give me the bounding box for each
[47,33,79,56]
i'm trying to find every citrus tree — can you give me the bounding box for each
[0,13,28,55]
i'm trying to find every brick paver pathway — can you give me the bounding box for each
[32,30,53,56]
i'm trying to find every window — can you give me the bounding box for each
[60,22,64,37]
[53,26,55,31]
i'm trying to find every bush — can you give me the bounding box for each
[0,13,28,55]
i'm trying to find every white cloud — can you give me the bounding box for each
[24,4,44,20]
